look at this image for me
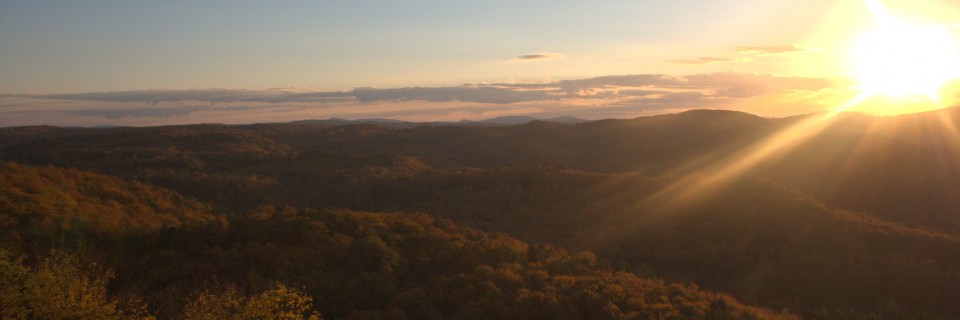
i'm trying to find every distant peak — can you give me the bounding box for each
[678,109,757,116]
[545,116,588,124]
[480,116,538,125]
[479,115,587,125]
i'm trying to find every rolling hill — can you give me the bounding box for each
[3,108,960,318]
[0,162,791,319]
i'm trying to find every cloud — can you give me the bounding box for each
[20,89,354,105]
[667,57,741,65]
[349,72,838,120]
[682,72,835,97]
[13,73,835,106]
[553,74,682,90]
[735,45,804,55]
[1,101,66,109]
[69,107,202,119]
[613,91,715,110]
[514,52,563,61]
[4,72,842,126]
[352,85,559,104]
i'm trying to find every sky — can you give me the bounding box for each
[2,0,960,126]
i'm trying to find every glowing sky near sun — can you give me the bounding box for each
[2,0,960,126]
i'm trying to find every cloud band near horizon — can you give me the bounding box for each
[13,72,836,105]
[1,72,844,126]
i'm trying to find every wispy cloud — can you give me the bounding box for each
[65,105,256,119]
[13,73,836,105]
[19,89,354,105]
[735,45,804,55]
[667,57,742,65]
[68,107,201,119]
[353,86,557,104]
[3,72,843,126]
[514,52,563,61]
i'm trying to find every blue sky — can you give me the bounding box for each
[0,0,834,92]
[1,0,959,126]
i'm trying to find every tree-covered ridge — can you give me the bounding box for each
[108,208,794,319]
[0,162,789,319]
[0,162,215,249]
[3,108,960,318]
[0,249,320,320]
[289,166,960,318]
[4,109,959,232]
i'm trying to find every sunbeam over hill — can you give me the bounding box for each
[4,0,960,319]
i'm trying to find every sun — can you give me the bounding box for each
[851,0,960,100]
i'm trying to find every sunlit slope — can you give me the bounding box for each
[0,161,215,245]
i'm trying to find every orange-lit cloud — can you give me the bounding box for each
[17,89,354,105]
[667,57,741,65]
[735,45,804,55]
[3,72,843,127]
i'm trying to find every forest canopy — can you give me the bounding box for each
[3,109,960,319]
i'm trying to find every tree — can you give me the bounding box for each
[25,251,120,319]
[0,249,153,320]
[242,284,320,320]
[0,249,28,320]
[184,284,321,320]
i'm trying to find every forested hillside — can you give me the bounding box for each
[4,108,959,231]
[0,162,787,319]
[2,108,960,319]
[0,162,215,250]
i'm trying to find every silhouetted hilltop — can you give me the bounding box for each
[279,114,588,128]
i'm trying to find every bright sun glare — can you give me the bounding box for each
[852,0,960,100]
[651,1,960,211]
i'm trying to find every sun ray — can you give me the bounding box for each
[863,0,892,25]
[578,92,875,244]
[570,0,960,245]
[642,92,872,209]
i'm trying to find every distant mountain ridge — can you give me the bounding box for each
[287,114,588,127]
[3,107,959,233]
